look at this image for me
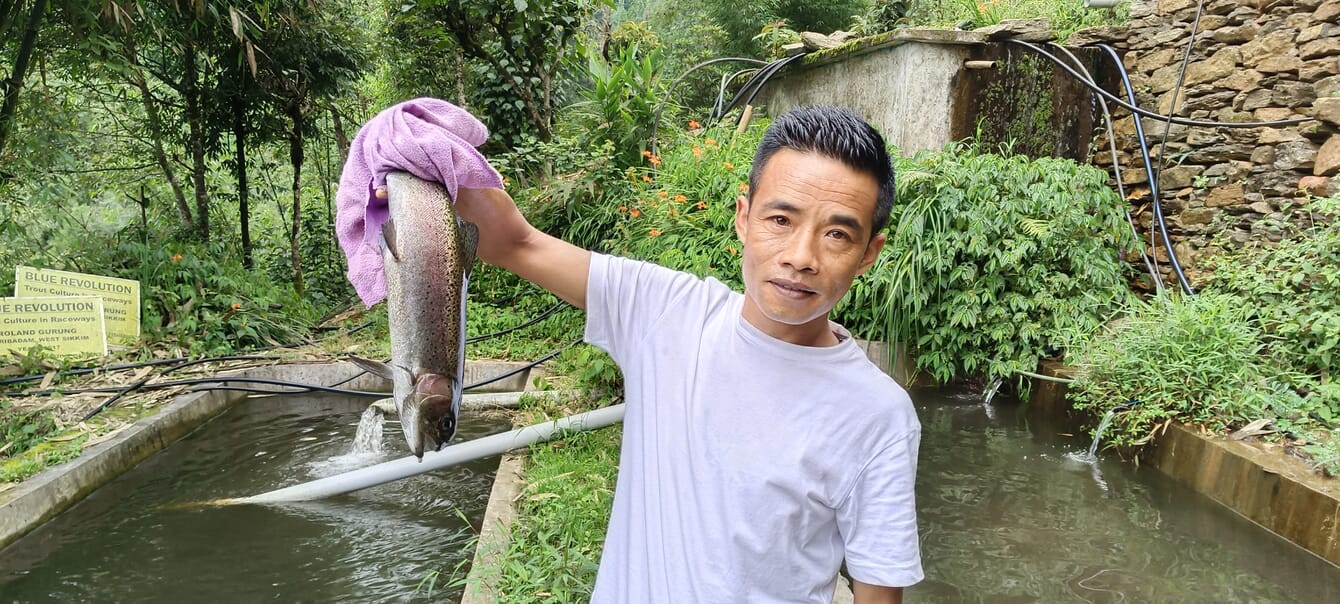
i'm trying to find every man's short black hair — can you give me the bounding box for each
[747,105,896,236]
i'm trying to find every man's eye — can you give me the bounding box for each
[828,230,850,240]
[769,216,789,226]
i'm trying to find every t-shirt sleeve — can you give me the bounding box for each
[584,253,701,364]
[836,430,924,588]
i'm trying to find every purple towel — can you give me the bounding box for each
[335,98,503,307]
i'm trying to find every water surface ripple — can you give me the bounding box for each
[909,386,1340,603]
[0,395,509,603]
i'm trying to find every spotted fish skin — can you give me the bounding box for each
[361,172,477,460]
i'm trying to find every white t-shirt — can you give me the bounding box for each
[584,254,923,603]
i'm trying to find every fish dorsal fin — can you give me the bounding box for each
[380,220,401,263]
[458,218,479,279]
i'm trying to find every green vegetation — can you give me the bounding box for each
[1065,196,1340,473]
[848,141,1137,383]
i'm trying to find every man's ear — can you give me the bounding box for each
[856,232,887,277]
[734,195,749,242]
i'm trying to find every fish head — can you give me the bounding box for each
[401,372,461,459]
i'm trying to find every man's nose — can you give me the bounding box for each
[779,231,819,273]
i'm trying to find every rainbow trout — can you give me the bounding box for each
[353,172,477,460]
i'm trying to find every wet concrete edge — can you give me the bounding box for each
[462,451,524,604]
[0,359,533,551]
[1031,362,1340,567]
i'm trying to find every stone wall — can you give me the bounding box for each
[1088,0,1340,284]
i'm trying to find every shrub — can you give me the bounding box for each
[841,141,1138,383]
[1063,293,1283,449]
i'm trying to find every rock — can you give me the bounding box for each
[1299,175,1333,195]
[1225,6,1258,25]
[1184,49,1239,86]
[1129,0,1158,18]
[1258,54,1306,74]
[1251,145,1277,164]
[1316,0,1340,22]
[1159,0,1198,13]
[1301,38,1340,61]
[1212,23,1259,44]
[1316,97,1340,127]
[1205,183,1245,207]
[801,32,848,51]
[1241,31,1299,65]
[1274,82,1318,107]
[782,42,806,57]
[1317,75,1340,99]
[1221,69,1263,91]
[1206,0,1238,15]
[1186,90,1239,112]
[1249,201,1275,214]
[1180,207,1219,226]
[1067,26,1128,47]
[1157,88,1188,114]
[1240,88,1275,111]
[1317,136,1340,176]
[1148,64,1181,93]
[1198,16,1229,31]
[1298,0,1326,9]
[1275,140,1319,171]
[1255,107,1300,122]
[1301,58,1340,82]
[1137,48,1177,74]
[1297,24,1338,44]
[1160,165,1204,189]
[974,19,1056,42]
[1188,129,1225,145]
[1203,162,1232,178]
[1259,128,1304,144]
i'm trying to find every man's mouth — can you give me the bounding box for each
[769,279,816,298]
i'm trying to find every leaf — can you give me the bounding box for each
[513,0,528,12]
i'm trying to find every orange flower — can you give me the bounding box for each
[738,183,750,194]
[649,155,662,167]
[171,253,183,263]
[641,150,653,158]
[688,119,700,129]
[673,194,687,204]
[230,303,241,311]
[705,138,717,146]
[648,229,662,238]
[641,175,653,183]
[618,205,627,212]
[696,201,707,210]
[502,176,511,186]
[727,246,738,255]
[630,208,642,218]
[692,146,704,158]
[723,162,734,170]
[657,190,668,198]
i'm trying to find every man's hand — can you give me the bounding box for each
[852,580,903,604]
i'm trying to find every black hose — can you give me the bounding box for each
[1094,43,1196,295]
[651,56,771,153]
[1045,42,1162,288]
[466,303,570,343]
[1008,40,1311,129]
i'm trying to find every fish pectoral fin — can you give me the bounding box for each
[379,220,401,263]
[458,218,479,279]
[348,356,395,380]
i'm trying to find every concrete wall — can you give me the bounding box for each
[763,35,973,154]
[757,29,1104,162]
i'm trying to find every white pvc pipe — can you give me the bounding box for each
[227,404,626,504]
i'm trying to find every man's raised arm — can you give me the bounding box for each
[453,187,591,310]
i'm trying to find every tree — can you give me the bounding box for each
[404,0,605,149]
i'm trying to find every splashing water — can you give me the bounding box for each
[351,405,385,455]
[1087,407,1119,459]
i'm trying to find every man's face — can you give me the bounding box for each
[734,148,886,346]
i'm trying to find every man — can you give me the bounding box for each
[454,105,921,603]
